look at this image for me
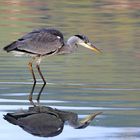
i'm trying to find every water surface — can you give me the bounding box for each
[0,0,140,139]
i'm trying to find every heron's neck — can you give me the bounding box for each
[57,36,78,55]
[67,36,78,51]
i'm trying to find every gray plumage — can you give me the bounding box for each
[3,28,101,105]
[3,28,64,56]
[4,111,64,137]
[4,106,102,137]
[3,28,100,56]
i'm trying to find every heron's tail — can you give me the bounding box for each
[3,113,18,125]
[3,41,17,52]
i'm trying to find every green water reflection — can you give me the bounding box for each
[0,0,140,139]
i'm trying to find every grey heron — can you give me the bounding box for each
[4,105,102,137]
[3,28,101,105]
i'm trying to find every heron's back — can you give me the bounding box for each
[3,28,65,56]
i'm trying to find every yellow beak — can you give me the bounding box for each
[80,42,101,54]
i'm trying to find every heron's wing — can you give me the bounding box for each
[4,28,64,55]
[18,113,64,137]
[18,28,64,55]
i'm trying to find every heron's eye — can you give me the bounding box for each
[84,39,89,44]
[83,36,89,44]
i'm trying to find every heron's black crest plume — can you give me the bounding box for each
[75,35,89,43]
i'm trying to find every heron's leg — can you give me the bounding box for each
[36,83,46,104]
[28,59,36,83]
[36,64,46,84]
[36,63,46,104]
[29,82,36,106]
[28,58,36,106]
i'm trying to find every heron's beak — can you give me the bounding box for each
[80,42,101,53]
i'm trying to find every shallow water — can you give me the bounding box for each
[0,0,140,139]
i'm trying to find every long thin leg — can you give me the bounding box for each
[36,83,46,104]
[36,64,46,84]
[36,64,46,104]
[28,58,36,106]
[29,82,36,106]
[28,61,36,83]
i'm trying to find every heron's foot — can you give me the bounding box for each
[36,99,41,108]
[29,95,36,107]
[30,101,36,107]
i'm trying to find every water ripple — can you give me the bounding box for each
[0,82,140,91]
[0,104,137,112]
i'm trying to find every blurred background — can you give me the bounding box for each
[0,0,140,139]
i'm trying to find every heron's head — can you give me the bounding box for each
[74,34,101,53]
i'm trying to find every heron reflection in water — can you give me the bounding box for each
[3,28,101,105]
[4,106,102,137]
